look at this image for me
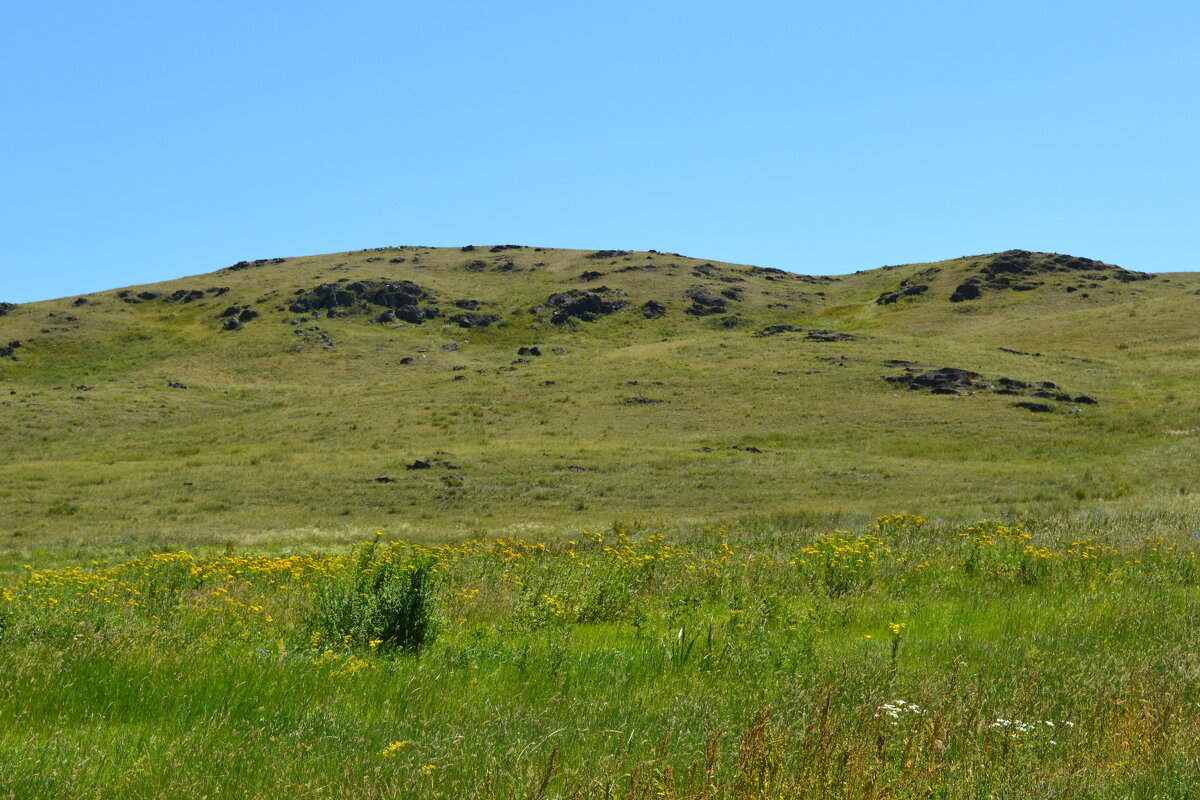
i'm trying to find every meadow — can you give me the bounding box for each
[2,246,1199,797]
[3,513,1198,798]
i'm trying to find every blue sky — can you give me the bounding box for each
[2,1,1197,302]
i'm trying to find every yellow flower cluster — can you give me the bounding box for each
[3,517,1196,643]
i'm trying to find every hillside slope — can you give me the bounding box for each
[1,245,1198,550]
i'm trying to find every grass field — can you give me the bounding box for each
[2,513,1199,798]
[1,246,1198,557]
[2,246,1199,797]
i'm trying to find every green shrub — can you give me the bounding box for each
[312,544,441,653]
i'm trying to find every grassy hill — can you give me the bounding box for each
[4,246,1200,799]
[1,245,1198,555]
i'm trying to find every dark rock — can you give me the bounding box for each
[290,279,432,317]
[166,289,205,303]
[755,324,804,337]
[374,476,395,483]
[0,302,16,316]
[543,288,629,324]
[72,297,89,306]
[399,357,414,364]
[517,346,542,357]
[806,330,855,342]
[222,317,242,331]
[579,271,604,281]
[441,342,459,352]
[448,312,499,328]
[684,286,726,315]
[887,366,985,394]
[461,245,476,252]
[137,291,162,301]
[378,310,398,323]
[876,284,929,305]
[625,396,665,404]
[463,260,488,272]
[949,282,983,302]
[238,309,258,323]
[219,305,241,318]
[393,305,427,324]
[586,250,629,259]
[641,300,668,319]
[1015,402,1053,413]
[452,299,481,310]
[997,377,1028,389]
[166,381,188,389]
[1074,395,1098,405]
[406,460,432,470]
[227,258,287,271]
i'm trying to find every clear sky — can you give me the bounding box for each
[3,1,1197,302]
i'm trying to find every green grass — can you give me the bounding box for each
[0,246,1198,556]
[2,514,1199,798]
[1,246,1199,796]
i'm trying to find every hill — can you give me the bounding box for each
[1,245,1198,553]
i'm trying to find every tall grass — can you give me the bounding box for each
[1,514,1199,797]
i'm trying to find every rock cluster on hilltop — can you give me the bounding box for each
[226,258,288,271]
[949,251,1152,303]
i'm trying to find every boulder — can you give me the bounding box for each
[949,282,983,302]
[806,330,855,342]
[641,300,668,319]
[543,288,629,323]
[684,286,726,315]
